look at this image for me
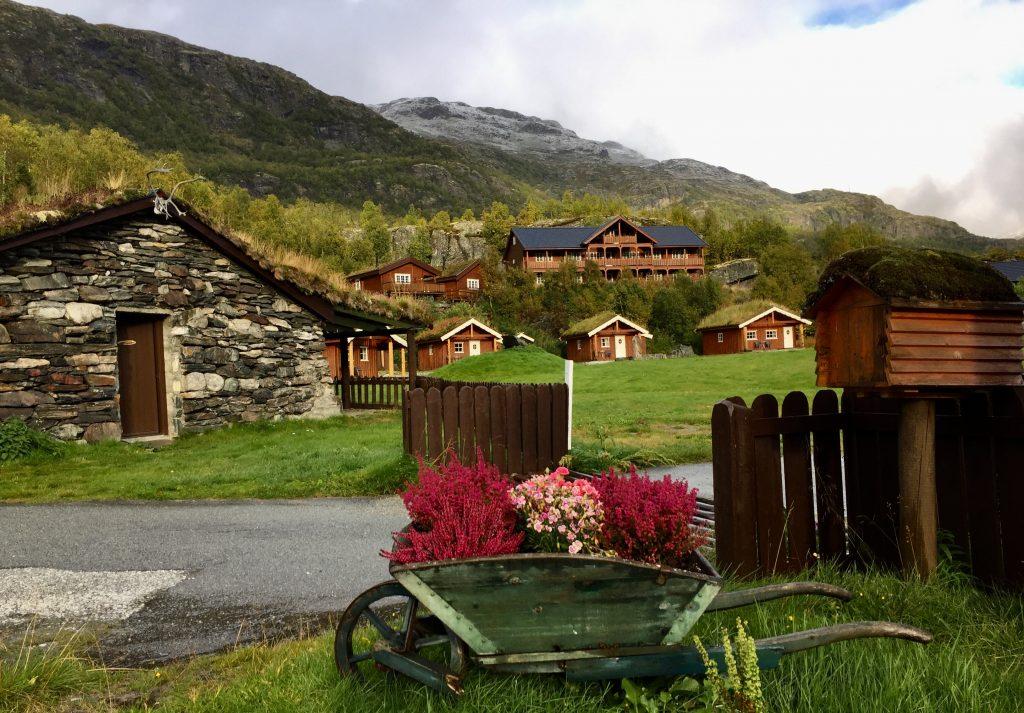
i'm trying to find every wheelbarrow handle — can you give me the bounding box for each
[757,620,933,655]
[706,581,853,612]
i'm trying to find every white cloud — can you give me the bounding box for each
[19,0,1024,237]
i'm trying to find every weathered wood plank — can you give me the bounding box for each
[458,386,475,463]
[506,385,523,475]
[408,388,427,459]
[474,385,491,465]
[490,386,507,474]
[536,384,552,470]
[426,387,443,463]
[521,385,538,474]
[781,392,814,572]
[752,394,786,574]
[442,385,459,455]
[812,390,845,560]
[551,383,569,462]
[992,388,1024,587]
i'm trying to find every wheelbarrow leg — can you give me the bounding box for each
[565,621,932,681]
[706,582,852,612]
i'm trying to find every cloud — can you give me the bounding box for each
[18,0,1024,237]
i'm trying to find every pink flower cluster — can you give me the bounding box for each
[511,467,604,555]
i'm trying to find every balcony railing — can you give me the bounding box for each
[526,255,704,270]
[381,282,446,296]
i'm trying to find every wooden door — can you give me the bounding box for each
[116,314,168,438]
[614,335,626,359]
[783,326,794,349]
[469,340,481,356]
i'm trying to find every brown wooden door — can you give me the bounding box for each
[116,314,168,438]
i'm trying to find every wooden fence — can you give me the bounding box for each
[334,375,406,409]
[404,378,570,475]
[712,387,1024,589]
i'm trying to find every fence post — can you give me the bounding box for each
[564,359,574,450]
[339,339,350,410]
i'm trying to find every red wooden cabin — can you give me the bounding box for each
[697,301,809,356]
[324,334,408,379]
[563,312,651,362]
[432,260,484,300]
[416,317,503,371]
[349,257,443,298]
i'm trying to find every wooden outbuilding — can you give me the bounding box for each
[806,247,1024,388]
[432,259,484,300]
[563,312,651,362]
[697,301,809,356]
[325,334,408,378]
[349,257,443,298]
[416,317,503,371]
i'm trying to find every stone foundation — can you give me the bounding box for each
[0,216,339,441]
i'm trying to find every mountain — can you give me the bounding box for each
[0,0,1000,252]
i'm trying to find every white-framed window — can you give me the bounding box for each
[652,273,663,281]
[393,273,412,284]
[535,274,544,286]
[466,278,480,290]
[428,345,433,356]
[671,251,683,259]
[765,329,778,340]
[600,336,610,348]
[576,275,584,284]
[717,332,724,343]
[746,330,757,340]
[353,279,362,290]
[454,342,464,354]
[359,346,369,361]
[576,340,582,350]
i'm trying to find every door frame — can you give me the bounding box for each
[783,326,794,349]
[116,311,171,438]
[468,340,481,356]
[614,335,627,359]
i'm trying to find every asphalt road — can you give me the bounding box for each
[0,463,713,664]
[0,497,407,663]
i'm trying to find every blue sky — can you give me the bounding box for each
[18,0,1024,238]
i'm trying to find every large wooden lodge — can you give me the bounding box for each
[504,216,706,284]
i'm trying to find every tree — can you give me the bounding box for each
[648,276,723,349]
[815,223,885,262]
[429,210,456,268]
[360,200,391,267]
[407,218,434,262]
[480,201,515,253]
[610,272,653,324]
[752,243,818,308]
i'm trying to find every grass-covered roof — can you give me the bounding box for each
[417,316,497,342]
[563,311,649,337]
[697,300,801,330]
[806,246,1019,311]
[0,191,433,327]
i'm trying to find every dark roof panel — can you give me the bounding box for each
[991,260,1024,283]
[510,224,706,250]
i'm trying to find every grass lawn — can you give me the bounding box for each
[5,564,1021,712]
[0,413,415,503]
[436,346,820,466]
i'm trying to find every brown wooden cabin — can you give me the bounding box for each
[433,260,484,300]
[349,257,443,298]
[324,334,408,378]
[806,248,1024,388]
[563,312,651,362]
[416,317,503,371]
[505,216,706,284]
[697,301,810,356]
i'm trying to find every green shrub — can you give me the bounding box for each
[0,418,66,462]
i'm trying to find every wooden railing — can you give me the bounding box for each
[404,377,570,475]
[335,375,407,409]
[712,387,1024,589]
[526,256,703,270]
[382,282,446,296]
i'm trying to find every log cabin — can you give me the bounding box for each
[349,257,444,298]
[697,301,810,355]
[806,247,1024,388]
[0,193,423,442]
[504,216,706,284]
[432,259,484,300]
[416,317,503,370]
[563,312,651,362]
[324,334,408,378]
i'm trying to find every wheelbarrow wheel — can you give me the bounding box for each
[334,580,466,686]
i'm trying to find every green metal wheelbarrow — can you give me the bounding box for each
[334,550,931,694]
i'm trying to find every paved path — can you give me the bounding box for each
[0,464,714,664]
[0,497,406,663]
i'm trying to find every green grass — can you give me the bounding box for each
[6,564,1021,712]
[0,414,415,503]
[437,346,820,465]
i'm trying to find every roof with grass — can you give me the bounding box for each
[562,311,651,338]
[806,246,1019,313]
[697,300,809,331]
[417,316,501,343]
[0,191,432,330]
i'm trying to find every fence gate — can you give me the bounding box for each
[404,378,569,475]
[334,375,406,409]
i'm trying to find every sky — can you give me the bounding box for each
[20,0,1024,238]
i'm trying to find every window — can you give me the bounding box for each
[535,274,544,286]
[454,342,464,354]
[467,278,480,290]
[600,336,610,348]
[576,340,582,350]
[359,346,369,361]
[428,345,433,356]
[717,332,724,343]
[765,329,778,340]
[393,273,411,284]
[746,330,757,340]
[353,279,362,290]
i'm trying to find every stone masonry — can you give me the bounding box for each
[0,215,339,441]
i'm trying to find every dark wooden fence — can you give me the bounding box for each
[404,378,569,475]
[334,375,406,409]
[712,387,1024,589]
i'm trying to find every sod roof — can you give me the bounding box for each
[417,316,499,342]
[562,311,650,338]
[697,300,805,330]
[806,246,1019,312]
[0,191,432,328]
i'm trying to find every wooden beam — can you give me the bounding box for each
[339,342,351,409]
[898,398,938,579]
[387,340,394,377]
[406,330,418,388]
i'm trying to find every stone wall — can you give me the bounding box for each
[0,215,339,441]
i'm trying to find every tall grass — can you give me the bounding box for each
[0,626,103,712]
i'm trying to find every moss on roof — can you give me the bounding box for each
[418,316,491,342]
[563,311,647,337]
[697,300,798,330]
[806,246,1019,311]
[0,191,433,327]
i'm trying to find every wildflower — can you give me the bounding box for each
[512,471,604,555]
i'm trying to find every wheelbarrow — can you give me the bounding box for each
[335,549,931,694]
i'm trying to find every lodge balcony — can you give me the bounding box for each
[379,282,447,297]
[524,255,704,271]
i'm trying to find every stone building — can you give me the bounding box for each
[0,194,422,442]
